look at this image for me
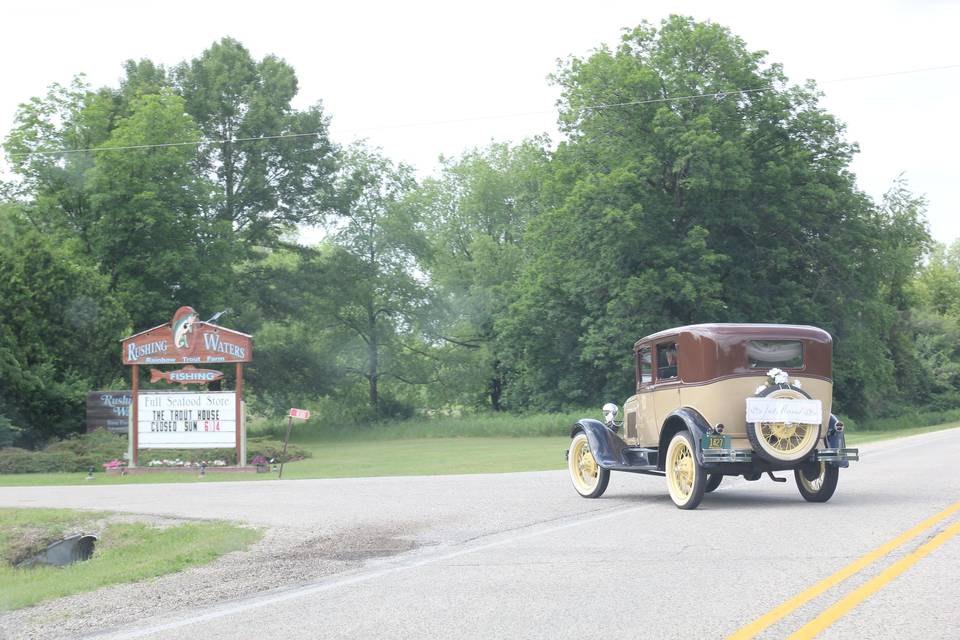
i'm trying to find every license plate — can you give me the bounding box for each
[701,434,730,449]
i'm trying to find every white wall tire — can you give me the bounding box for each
[568,432,610,498]
[665,431,706,509]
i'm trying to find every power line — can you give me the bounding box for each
[6,63,960,160]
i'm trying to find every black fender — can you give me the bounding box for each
[657,407,712,470]
[826,414,850,468]
[571,419,630,470]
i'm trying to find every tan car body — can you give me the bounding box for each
[626,323,833,447]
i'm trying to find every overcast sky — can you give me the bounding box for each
[2,0,957,244]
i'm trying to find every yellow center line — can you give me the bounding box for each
[726,500,960,640]
[789,520,960,639]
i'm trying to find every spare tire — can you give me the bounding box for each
[746,384,821,463]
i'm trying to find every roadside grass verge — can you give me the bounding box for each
[844,421,960,445]
[0,508,261,611]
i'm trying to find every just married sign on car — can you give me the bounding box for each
[745,397,822,425]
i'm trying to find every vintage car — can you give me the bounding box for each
[567,324,859,509]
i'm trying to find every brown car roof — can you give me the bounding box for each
[634,323,832,350]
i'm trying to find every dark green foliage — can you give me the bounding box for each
[0,208,130,447]
[0,449,74,474]
[0,428,125,473]
[174,37,338,246]
[43,428,127,470]
[492,17,933,418]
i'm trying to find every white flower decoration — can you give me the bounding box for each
[793,379,802,389]
[755,384,767,394]
[774,370,790,385]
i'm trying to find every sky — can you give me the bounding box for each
[2,0,958,244]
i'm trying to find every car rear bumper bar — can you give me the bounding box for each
[702,448,753,463]
[701,447,859,464]
[814,448,859,462]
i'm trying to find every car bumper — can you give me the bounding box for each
[701,447,860,464]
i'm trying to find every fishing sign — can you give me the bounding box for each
[150,365,225,385]
[122,306,252,365]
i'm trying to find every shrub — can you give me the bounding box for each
[247,438,309,463]
[0,448,74,474]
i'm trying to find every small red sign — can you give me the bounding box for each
[288,408,311,420]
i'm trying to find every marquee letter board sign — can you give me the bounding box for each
[138,392,236,449]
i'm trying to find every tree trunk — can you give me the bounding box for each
[223,135,235,224]
[367,309,379,414]
[489,361,503,412]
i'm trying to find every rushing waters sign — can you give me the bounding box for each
[137,392,237,449]
[122,306,252,365]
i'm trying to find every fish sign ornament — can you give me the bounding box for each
[150,365,225,386]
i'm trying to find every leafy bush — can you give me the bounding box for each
[247,438,309,463]
[0,449,74,474]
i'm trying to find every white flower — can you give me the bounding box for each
[793,379,803,389]
[755,384,767,394]
[774,371,790,385]
[768,368,784,378]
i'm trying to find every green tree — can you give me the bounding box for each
[0,204,130,447]
[498,16,911,416]
[910,238,960,408]
[417,140,549,410]
[311,146,431,416]
[87,90,233,328]
[174,37,338,244]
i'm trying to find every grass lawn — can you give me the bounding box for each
[0,508,260,610]
[280,436,571,479]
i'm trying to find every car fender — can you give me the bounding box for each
[657,407,712,469]
[826,414,850,468]
[571,419,630,470]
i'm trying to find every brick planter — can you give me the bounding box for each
[105,465,259,476]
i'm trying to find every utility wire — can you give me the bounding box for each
[6,63,960,159]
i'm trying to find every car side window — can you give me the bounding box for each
[637,346,652,386]
[656,342,678,380]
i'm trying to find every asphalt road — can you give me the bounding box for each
[2,428,959,639]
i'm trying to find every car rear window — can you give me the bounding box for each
[747,340,803,369]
